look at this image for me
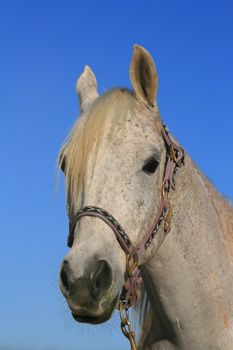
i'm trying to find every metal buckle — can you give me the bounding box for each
[170,143,184,166]
[164,199,173,233]
[170,143,179,164]
[126,254,138,276]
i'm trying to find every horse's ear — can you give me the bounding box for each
[76,65,99,113]
[130,45,158,107]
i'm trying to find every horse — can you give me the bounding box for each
[58,45,233,350]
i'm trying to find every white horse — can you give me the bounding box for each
[58,45,233,349]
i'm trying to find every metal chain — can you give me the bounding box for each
[119,303,137,350]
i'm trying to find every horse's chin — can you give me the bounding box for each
[68,295,118,325]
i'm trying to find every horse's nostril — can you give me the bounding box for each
[90,260,112,299]
[60,260,70,292]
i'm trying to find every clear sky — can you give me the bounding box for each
[0,1,233,349]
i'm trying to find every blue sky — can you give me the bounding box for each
[0,1,233,349]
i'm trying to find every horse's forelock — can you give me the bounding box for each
[58,88,136,203]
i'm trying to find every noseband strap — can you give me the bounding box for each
[68,206,135,255]
[67,123,184,307]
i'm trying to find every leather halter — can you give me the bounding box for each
[67,123,184,307]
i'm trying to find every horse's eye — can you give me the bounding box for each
[142,157,159,174]
[60,155,66,173]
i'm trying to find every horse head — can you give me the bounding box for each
[59,45,176,324]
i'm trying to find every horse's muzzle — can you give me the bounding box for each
[59,258,115,323]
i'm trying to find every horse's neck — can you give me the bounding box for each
[172,156,233,263]
[139,156,233,348]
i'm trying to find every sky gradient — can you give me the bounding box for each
[1,1,233,349]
